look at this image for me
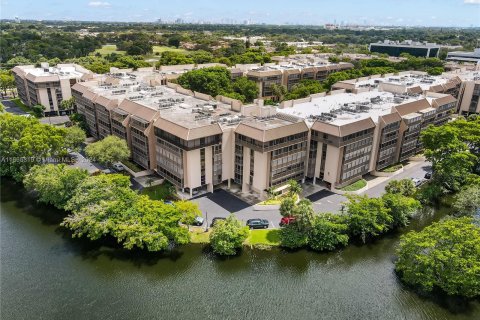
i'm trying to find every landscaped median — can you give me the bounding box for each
[334,179,368,194]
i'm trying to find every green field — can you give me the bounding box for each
[92,44,126,56]
[152,45,187,54]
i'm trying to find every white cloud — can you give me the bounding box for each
[88,1,111,7]
[464,0,480,4]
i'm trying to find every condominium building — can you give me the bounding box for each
[12,63,93,116]
[369,40,440,58]
[279,90,456,188]
[446,69,480,115]
[332,71,462,98]
[246,61,353,98]
[62,67,461,196]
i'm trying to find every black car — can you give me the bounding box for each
[210,217,226,227]
[424,171,432,179]
[246,219,269,229]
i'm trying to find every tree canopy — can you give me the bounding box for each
[209,214,249,255]
[23,164,89,209]
[395,217,480,298]
[85,135,130,166]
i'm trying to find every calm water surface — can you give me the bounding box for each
[1,179,479,320]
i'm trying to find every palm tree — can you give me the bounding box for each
[288,179,302,197]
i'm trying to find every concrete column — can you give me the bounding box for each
[313,177,317,184]
[227,179,231,189]
[189,189,193,198]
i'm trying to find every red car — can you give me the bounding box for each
[279,216,296,226]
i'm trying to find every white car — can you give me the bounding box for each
[112,163,124,172]
[411,178,423,187]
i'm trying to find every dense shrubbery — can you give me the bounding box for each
[209,215,250,255]
[279,179,421,250]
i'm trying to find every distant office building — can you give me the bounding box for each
[446,48,480,64]
[12,63,93,116]
[369,40,440,58]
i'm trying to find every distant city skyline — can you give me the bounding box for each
[1,0,480,27]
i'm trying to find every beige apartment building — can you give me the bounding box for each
[332,71,462,98]
[280,89,456,188]
[11,63,465,197]
[245,61,354,99]
[12,63,93,116]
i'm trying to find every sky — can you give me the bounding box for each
[1,0,479,27]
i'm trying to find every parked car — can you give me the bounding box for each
[101,168,115,174]
[411,178,424,187]
[192,216,204,226]
[424,171,432,179]
[246,219,269,229]
[211,217,226,227]
[112,163,124,172]
[279,216,296,226]
[164,200,173,205]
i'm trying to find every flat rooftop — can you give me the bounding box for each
[279,90,422,126]
[79,71,242,130]
[345,72,453,91]
[15,64,87,80]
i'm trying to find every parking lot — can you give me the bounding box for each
[192,160,431,229]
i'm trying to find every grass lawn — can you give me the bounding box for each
[245,229,281,246]
[337,179,367,192]
[380,163,403,173]
[190,228,211,244]
[153,45,187,54]
[92,44,126,56]
[122,159,144,173]
[140,182,177,201]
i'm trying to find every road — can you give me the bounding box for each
[2,99,28,115]
[192,160,431,229]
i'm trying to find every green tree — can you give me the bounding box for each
[177,67,232,97]
[209,214,249,255]
[279,196,296,217]
[382,193,421,228]
[59,97,75,110]
[175,200,201,225]
[64,126,86,151]
[23,164,88,209]
[231,77,259,103]
[85,135,130,166]
[308,213,349,251]
[384,179,417,197]
[32,104,45,118]
[113,196,190,251]
[453,185,480,217]
[395,217,480,298]
[288,179,302,196]
[157,51,194,66]
[293,199,315,232]
[421,124,477,191]
[0,113,68,181]
[0,72,15,97]
[345,195,393,243]
[270,83,287,101]
[189,50,214,64]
